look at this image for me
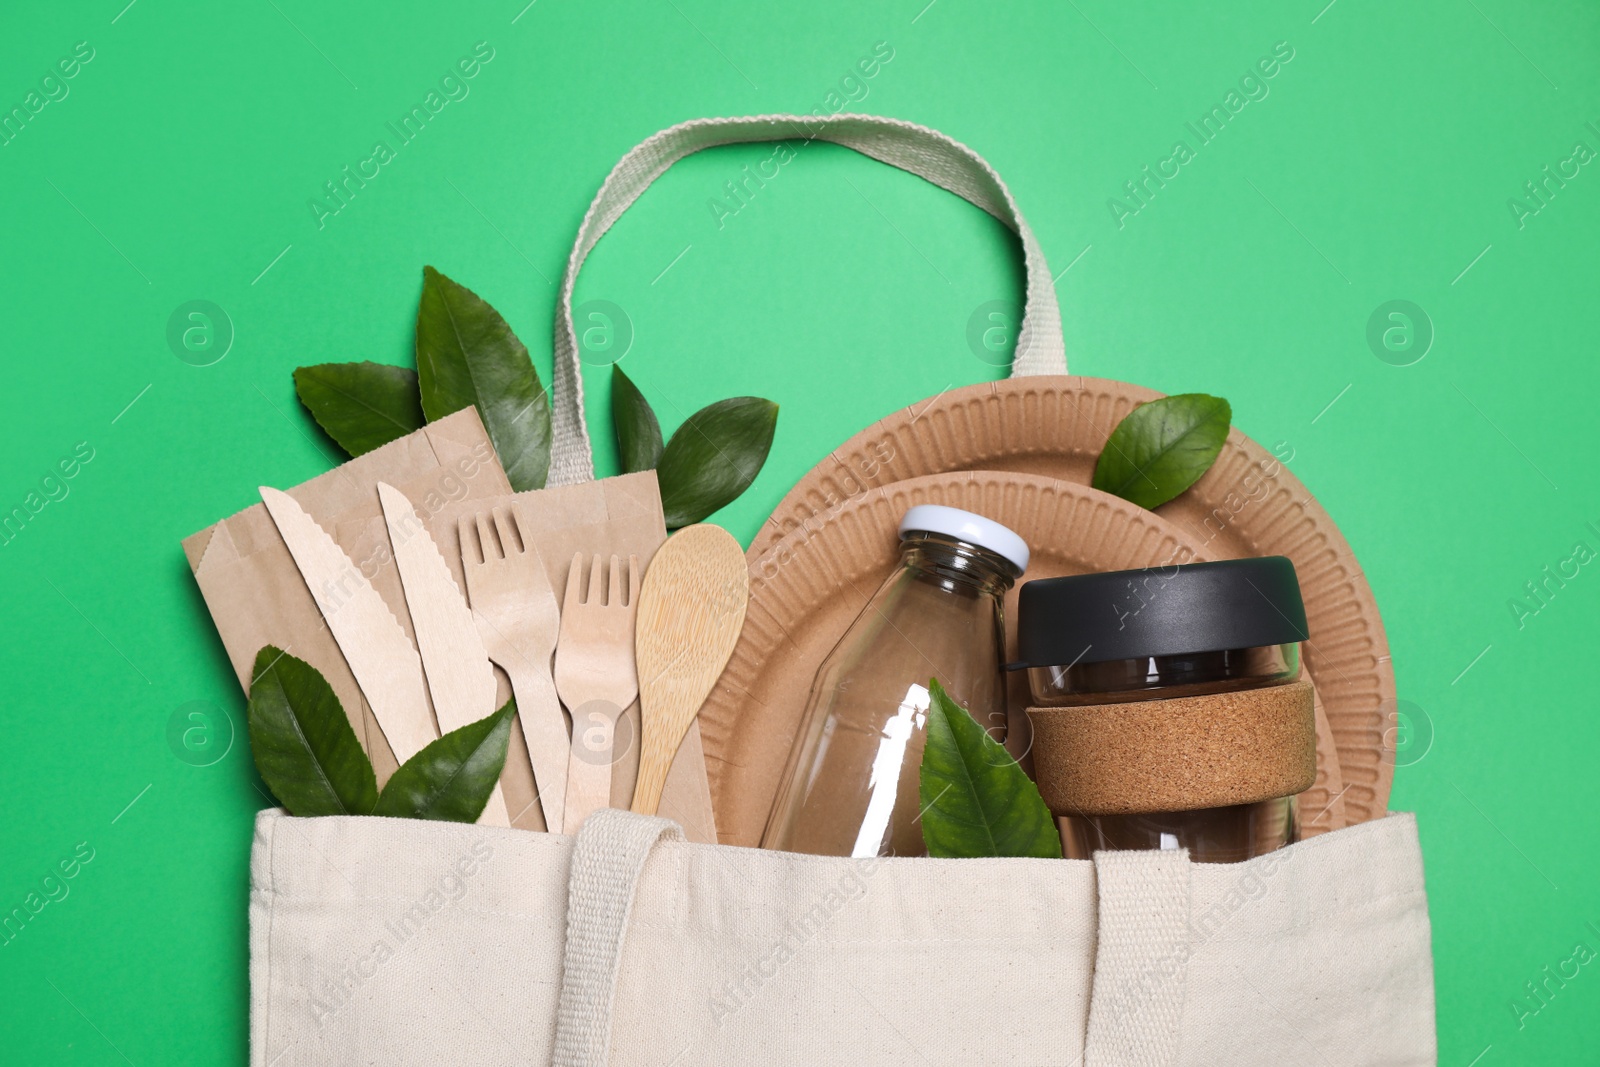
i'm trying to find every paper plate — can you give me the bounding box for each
[701,470,1349,849]
[743,377,1394,825]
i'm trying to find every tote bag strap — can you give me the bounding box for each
[548,113,1070,486]
[1084,848,1195,1067]
[551,809,685,1067]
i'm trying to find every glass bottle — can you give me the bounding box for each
[761,506,1029,857]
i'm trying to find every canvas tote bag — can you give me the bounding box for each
[248,115,1437,1067]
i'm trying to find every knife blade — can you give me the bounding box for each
[377,482,510,826]
[259,486,438,764]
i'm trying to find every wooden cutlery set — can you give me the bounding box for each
[184,409,747,840]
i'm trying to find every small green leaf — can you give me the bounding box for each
[247,646,378,817]
[611,365,663,474]
[1091,393,1232,510]
[373,699,516,822]
[920,679,1062,859]
[657,396,778,528]
[415,266,551,491]
[293,361,424,457]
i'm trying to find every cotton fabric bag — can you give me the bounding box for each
[251,808,1433,1065]
[247,114,1437,1066]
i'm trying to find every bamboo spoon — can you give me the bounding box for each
[630,524,749,816]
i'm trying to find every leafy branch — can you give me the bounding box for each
[292,266,778,525]
[610,365,778,529]
[247,646,513,822]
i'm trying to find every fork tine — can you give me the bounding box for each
[563,552,586,612]
[477,513,501,560]
[493,506,522,555]
[459,516,482,567]
[586,554,604,604]
[627,554,641,607]
[607,554,622,607]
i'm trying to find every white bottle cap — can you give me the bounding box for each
[898,504,1030,574]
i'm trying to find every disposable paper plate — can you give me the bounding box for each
[702,470,1349,849]
[743,377,1394,826]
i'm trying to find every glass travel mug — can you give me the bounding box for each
[1017,556,1315,863]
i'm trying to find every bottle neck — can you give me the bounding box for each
[899,533,1019,598]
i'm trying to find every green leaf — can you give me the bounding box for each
[247,646,378,817]
[373,699,516,822]
[919,679,1062,859]
[415,266,551,491]
[611,365,663,474]
[657,396,778,528]
[293,361,424,457]
[1091,393,1232,510]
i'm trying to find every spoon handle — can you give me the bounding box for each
[630,714,689,816]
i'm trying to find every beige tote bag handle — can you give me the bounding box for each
[547,113,1070,487]
[551,808,1193,1067]
[1082,848,1194,1066]
[551,809,686,1067]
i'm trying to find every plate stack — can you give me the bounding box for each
[699,376,1396,849]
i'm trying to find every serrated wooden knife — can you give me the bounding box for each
[259,486,438,764]
[377,482,510,826]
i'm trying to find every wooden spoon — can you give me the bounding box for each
[630,524,749,816]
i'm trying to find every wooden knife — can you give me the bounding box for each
[376,482,510,825]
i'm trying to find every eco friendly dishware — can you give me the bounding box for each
[631,524,748,817]
[1018,556,1316,862]
[426,469,708,833]
[354,464,714,836]
[259,485,439,763]
[742,375,1396,826]
[460,506,569,832]
[702,470,1348,848]
[377,482,511,826]
[554,553,641,833]
[761,505,1028,858]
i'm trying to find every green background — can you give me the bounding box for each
[2,0,1596,1062]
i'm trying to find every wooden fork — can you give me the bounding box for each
[459,506,569,833]
[554,553,640,834]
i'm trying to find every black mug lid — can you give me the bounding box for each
[1013,556,1309,669]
